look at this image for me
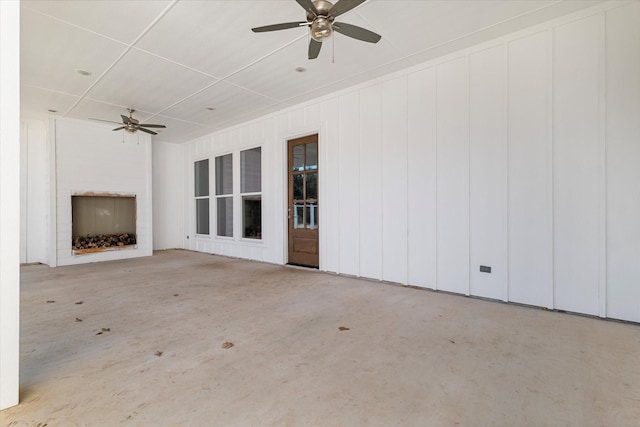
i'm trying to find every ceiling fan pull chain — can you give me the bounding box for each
[122,130,125,144]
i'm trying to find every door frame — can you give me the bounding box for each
[281,127,324,268]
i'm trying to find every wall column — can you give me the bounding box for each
[0,0,21,410]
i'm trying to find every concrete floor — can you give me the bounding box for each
[2,250,639,426]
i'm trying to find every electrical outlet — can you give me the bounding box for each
[480,265,491,273]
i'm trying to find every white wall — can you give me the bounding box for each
[52,118,153,266]
[178,1,639,322]
[1,0,21,410]
[507,30,553,309]
[20,119,49,264]
[153,141,184,250]
[605,2,640,322]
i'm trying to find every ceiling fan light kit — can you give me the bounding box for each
[310,17,333,42]
[252,0,381,60]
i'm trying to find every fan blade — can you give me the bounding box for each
[333,22,381,43]
[112,126,126,131]
[136,127,158,135]
[129,116,139,125]
[89,118,124,125]
[139,124,166,129]
[252,22,307,32]
[329,0,366,18]
[121,114,131,124]
[308,39,322,59]
[296,0,318,16]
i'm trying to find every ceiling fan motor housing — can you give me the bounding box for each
[308,0,335,41]
[306,0,334,21]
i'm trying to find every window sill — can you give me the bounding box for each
[240,238,263,244]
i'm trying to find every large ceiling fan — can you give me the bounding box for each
[89,108,166,135]
[252,0,381,59]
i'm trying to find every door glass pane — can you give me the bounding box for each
[215,154,233,195]
[305,142,317,170]
[217,196,233,237]
[196,199,209,235]
[306,172,317,200]
[293,174,304,200]
[293,203,304,229]
[241,147,261,193]
[194,159,209,197]
[292,145,304,172]
[306,203,318,229]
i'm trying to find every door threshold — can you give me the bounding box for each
[286,263,319,270]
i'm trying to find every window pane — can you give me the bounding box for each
[306,203,318,229]
[215,154,233,195]
[243,196,261,239]
[217,197,233,237]
[306,172,317,200]
[241,147,261,193]
[196,199,209,235]
[194,159,209,197]
[293,174,303,200]
[305,142,317,170]
[292,145,304,171]
[293,203,304,229]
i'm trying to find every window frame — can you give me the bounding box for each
[194,158,210,237]
[214,152,234,239]
[240,146,262,241]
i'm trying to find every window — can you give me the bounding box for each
[194,159,209,235]
[241,147,262,239]
[215,154,233,237]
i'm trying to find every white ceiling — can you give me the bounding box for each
[20,0,604,144]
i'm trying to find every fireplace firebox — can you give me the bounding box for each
[71,193,137,254]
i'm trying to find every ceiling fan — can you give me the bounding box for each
[89,108,166,135]
[252,0,381,59]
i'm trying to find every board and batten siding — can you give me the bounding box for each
[180,1,640,323]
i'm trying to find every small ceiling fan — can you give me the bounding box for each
[89,108,166,135]
[252,0,381,59]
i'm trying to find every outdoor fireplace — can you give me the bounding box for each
[71,193,137,254]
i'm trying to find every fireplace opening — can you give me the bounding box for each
[71,194,137,254]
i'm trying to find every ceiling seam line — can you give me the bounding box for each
[22,84,82,98]
[219,80,281,103]
[81,96,155,117]
[141,80,226,122]
[130,46,224,81]
[219,34,306,81]
[62,0,179,117]
[352,10,392,49]
[142,34,305,122]
[21,5,129,47]
[213,100,290,129]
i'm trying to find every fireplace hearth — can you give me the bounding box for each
[72,233,137,253]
